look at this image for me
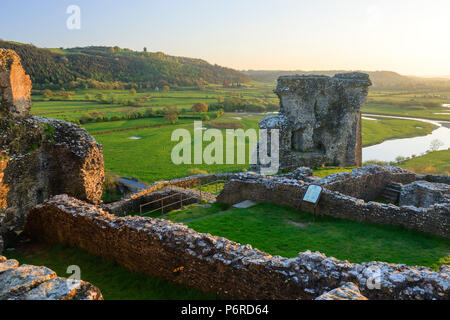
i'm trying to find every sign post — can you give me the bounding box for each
[298,185,323,222]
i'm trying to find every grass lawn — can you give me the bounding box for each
[181,203,450,269]
[399,149,450,175]
[362,117,437,147]
[7,243,218,300]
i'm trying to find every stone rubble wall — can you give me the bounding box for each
[315,166,417,201]
[0,255,103,300]
[0,49,105,251]
[0,49,32,118]
[417,174,450,185]
[216,173,450,239]
[399,181,450,208]
[106,173,238,216]
[24,195,449,300]
[0,117,104,246]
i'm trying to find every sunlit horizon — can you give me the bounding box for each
[2,0,450,77]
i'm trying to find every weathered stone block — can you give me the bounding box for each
[315,282,368,300]
[0,117,104,241]
[23,195,450,300]
[399,181,450,208]
[0,255,103,300]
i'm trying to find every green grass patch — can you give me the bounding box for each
[184,203,449,269]
[399,149,450,175]
[7,244,218,300]
[362,117,437,146]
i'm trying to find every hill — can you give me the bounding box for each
[0,40,251,89]
[244,70,450,91]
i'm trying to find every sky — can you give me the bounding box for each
[1,0,450,76]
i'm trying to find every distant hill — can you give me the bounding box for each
[244,70,450,90]
[0,40,251,89]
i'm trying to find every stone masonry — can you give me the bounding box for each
[399,181,450,208]
[217,169,450,238]
[0,49,104,252]
[0,49,32,118]
[24,195,450,300]
[0,255,103,300]
[253,73,371,172]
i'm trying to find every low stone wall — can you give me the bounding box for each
[25,195,449,300]
[106,173,238,216]
[315,166,417,201]
[0,255,102,300]
[417,174,450,185]
[399,181,450,208]
[217,174,450,239]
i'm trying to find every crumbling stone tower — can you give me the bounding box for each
[0,49,104,252]
[0,49,32,118]
[255,72,371,172]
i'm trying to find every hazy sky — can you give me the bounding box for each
[1,0,450,76]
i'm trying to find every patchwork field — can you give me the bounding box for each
[364,90,450,121]
[28,85,449,182]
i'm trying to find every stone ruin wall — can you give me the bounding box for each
[313,166,417,201]
[399,181,450,208]
[0,255,102,300]
[0,49,104,252]
[0,49,32,118]
[216,169,450,239]
[24,195,449,300]
[253,72,371,172]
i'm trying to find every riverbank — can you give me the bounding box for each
[399,149,450,175]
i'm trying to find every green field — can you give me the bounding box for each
[363,90,450,121]
[399,149,450,175]
[27,85,448,182]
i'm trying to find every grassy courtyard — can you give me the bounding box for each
[8,201,449,300]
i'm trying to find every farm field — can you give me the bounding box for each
[363,90,450,121]
[28,85,449,182]
[89,113,438,183]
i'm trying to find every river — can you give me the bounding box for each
[362,114,450,163]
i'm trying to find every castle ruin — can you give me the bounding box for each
[255,72,371,172]
[0,49,104,252]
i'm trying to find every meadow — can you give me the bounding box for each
[363,90,450,121]
[29,84,449,182]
